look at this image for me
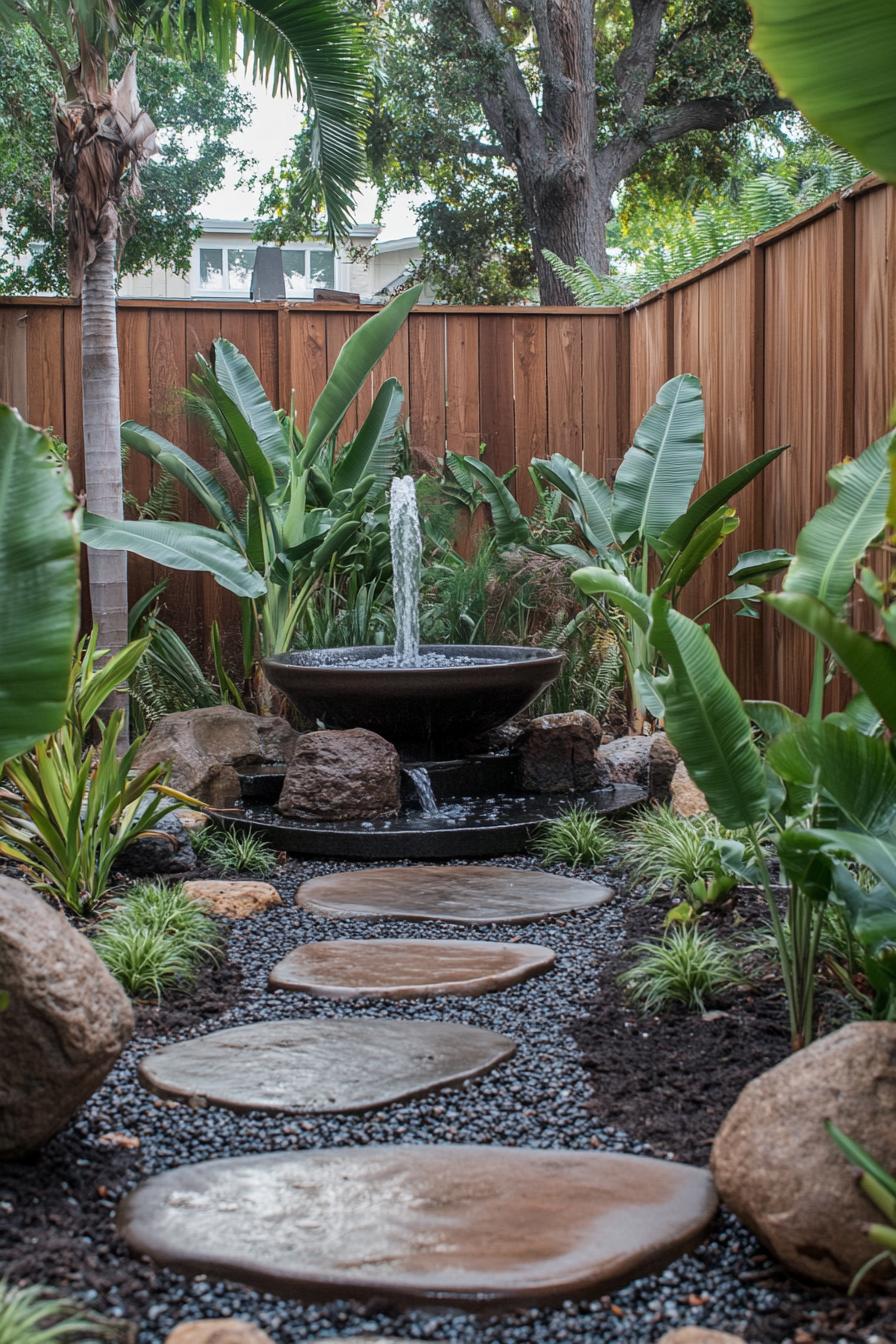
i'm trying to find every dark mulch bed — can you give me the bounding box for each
[133,956,244,1039]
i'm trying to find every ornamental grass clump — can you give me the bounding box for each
[619,925,745,1014]
[192,824,277,877]
[0,1279,119,1344]
[622,804,729,899]
[92,880,221,998]
[531,806,616,870]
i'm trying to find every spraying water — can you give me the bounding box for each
[390,475,422,667]
[405,766,438,814]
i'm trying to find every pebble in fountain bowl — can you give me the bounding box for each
[262,644,565,753]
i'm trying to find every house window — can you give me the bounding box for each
[197,242,335,295]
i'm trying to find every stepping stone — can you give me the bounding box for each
[118,1145,717,1308]
[137,1020,515,1114]
[183,880,281,919]
[296,865,612,926]
[268,938,556,1000]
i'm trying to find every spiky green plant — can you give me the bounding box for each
[193,825,277,878]
[623,804,731,899]
[0,1280,117,1344]
[620,926,745,1014]
[92,880,221,998]
[531,806,616,870]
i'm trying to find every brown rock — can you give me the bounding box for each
[176,808,210,832]
[119,1145,717,1308]
[183,879,282,919]
[0,877,134,1158]
[601,688,630,741]
[297,864,613,925]
[268,937,556,1000]
[711,1021,896,1288]
[165,1322,274,1344]
[670,761,708,818]
[657,1331,746,1344]
[134,705,299,808]
[278,728,400,820]
[598,731,678,800]
[517,711,608,793]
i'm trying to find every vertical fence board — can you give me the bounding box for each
[478,314,515,479]
[546,316,583,465]
[408,312,446,465]
[512,313,548,514]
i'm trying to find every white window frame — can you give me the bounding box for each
[191,236,337,299]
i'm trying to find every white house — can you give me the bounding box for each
[118,219,425,302]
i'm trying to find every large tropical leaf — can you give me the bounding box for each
[729,548,793,582]
[658,444,788,554]
[657,506,739,594]
[81,513,266,599]
[192,357,278,497]
[612,374,705,545]
[571,568,650,631]
[750,0,896,186]
[140,0,371,238]
[211,339,290,472]
[767,720,896,835]
[332,378,404,496]
[783,431,893,612]
[648,594,768,829]
[456,455,530,546]
[767,591,896,732]
[302,285,421,461]
[0,406,79,767]
[530,455,618,554]
[121,422,238,530]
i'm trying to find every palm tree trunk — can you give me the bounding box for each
[81,234,129,730]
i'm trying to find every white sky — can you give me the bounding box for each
[200,69,422,241]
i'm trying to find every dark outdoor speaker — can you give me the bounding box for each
[250,246,286,301]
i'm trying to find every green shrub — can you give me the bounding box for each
[622,804,731,899]
[531,806,616,869]
[0,1279,117,1344]
[92,880,221,998]
[619,925,745,1013]
[192,825,277,877]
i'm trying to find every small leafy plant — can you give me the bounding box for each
[0,1279,118,1344]
[92,880,221,998]
[623,805,734,902]
[619,925,745,1013]
[192,824,277,878]
[828,1122,896,1292]
[531,806,616,869]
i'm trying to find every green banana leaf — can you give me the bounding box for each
[121,422,238,529]
[81,513,266,599]
[827,692,884,736]
[303,285,422,461]
[211,338,290,472]
[729,548,793,582]
[802,829,896,896]
[657,507,739,593]
[658,444,788,555]
[829,866,896,988]
[0,406,79,766]
[750,1,896,185]
[783,431,893,613]
[766,720,896,835]
[648,594,769,829]
[612,374,705,545]
[456,454,530,546]
[767,591,896,732]
[192,365,279,498]
[530,455,617,553]
[744,698,804,738]
[332,378,404,496]
[571,568,650,631]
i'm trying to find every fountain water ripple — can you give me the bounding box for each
[390,475,422,667]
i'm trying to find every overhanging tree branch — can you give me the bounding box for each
[459,0,547,165]
[645,93,792,148]
[615,0,670,120]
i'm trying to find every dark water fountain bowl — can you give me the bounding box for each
[262,644,565,753]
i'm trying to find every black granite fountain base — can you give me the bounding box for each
[211,757,645,861]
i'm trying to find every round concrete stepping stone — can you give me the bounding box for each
[138,1020,515,1114]
[118,1145,717,1308]
[183,880,281,919]
[268,938,556,1000]
[296,864,612,925]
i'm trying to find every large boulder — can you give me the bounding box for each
[598,731,678,800]
[711,1021,896,1288]
[278,728,401,821]
[134,706,300,808]
[670,761,709,818]
[517,711,608,793]
[165,1323,274,1344]
[119,809,197,876]
[0,877,134,1158]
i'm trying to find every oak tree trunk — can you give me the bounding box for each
[522,168,612,304]
[81,235,129,727]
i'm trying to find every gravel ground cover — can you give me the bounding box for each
[2,854,894,1344]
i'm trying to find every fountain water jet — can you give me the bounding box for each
[390,475,422,667]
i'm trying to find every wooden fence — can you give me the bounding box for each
[1,174,894,706]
